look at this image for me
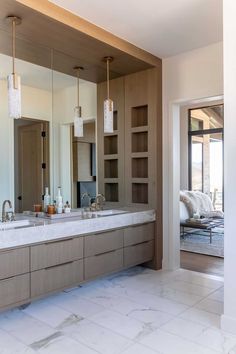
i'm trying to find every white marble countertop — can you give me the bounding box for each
[0,208,156,250]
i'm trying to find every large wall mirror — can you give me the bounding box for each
[0,30,97,212]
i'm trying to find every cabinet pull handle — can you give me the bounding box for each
[95,249,117,257]
[131,240,150,247]
[44,238,74,245]
[44,261,74,270]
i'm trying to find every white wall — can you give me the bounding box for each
[163,42,223,269]
[221,0,236,334]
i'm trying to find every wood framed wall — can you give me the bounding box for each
[97,67,163,269]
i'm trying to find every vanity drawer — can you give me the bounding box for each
[124,223,155,247]
[84,249,123,280]
[0,247,29,280]
[0,274,30,309]
[124,240,154,267]
[31,237,83,271]
[84,229,123,257]
[31,259,83,297]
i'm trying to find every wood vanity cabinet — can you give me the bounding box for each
[0,247,30,309]
[0,222,155,310]
[30,237,84,298]
[124,223,155,267]
[84,229,124,280]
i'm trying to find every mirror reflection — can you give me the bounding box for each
[0,45,97,213]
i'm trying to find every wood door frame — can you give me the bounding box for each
[14,117,50,211]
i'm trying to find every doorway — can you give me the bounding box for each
[180,103,224,274]
[14,118,50,212]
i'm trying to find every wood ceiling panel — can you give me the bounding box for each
[0,0,161,82]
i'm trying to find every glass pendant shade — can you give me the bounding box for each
[74,106,83,137]
[7,73,21,119]
[104,98,114,133]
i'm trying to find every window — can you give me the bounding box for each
[189,104,224,210]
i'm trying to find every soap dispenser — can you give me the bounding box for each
[56,186,63,214]
[43,187,51,212]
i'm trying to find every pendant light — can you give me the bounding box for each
[103,56,114,133]
[74,66,84,137]
[6,16,22,119]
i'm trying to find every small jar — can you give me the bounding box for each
[47,205,55,215]
[34,204,42,212]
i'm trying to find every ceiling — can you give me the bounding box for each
[0,53,91,91]
[49,0,223,58]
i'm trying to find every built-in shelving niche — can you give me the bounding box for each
[104,135,118,155]
[132,105,148,127]
[105,183,119,202]
[132,183,148,204]
[104,159,118,178]
[132,157,148,178]
[132,131,148,153]
[113,110,118,131]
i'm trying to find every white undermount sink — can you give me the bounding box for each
[0,219,31,230]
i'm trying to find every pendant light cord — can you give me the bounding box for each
[77,69,80,108]
[12,18,16,75]
[107,58,110,100]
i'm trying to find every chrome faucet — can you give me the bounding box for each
[81,193,91,210]
[95,194,106,211]
[2,200,15,222]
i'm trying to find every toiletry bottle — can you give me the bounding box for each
[56,187,63,214]
[64,201,71,213]
[43,187,51,212]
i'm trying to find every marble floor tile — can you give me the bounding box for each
[160,317,208,341]
[163,280,215,297]
[62,318,131,354]
[89,309,155,340]
[139,329,219,354]
[47,292,105,318]
[174,272,223,290]
[121,342,161,354]
[22,300,74,328]
[36,335,98,354]
[195,298,224,315]
[127,291,189,315]
[0,328,36,353]
[0,267,226,354]
[207,288,224,302]
[128,308,174,328]
[179,307,221,328]
[0,310,58,346]
[193,327,236,353]
[146,285,204,306]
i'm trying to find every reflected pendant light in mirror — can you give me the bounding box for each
[103,57,114,133]
[74,66,84,137]
[6,16,22,119]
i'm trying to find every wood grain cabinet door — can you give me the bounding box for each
[0,248,29,280]
[31,237,83,271]
[31,259,83,298]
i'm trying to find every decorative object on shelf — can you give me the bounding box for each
[6,16,22,119]
[103,56,114,133]
[74,66,84,137]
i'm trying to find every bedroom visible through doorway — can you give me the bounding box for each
[180,103,224,274]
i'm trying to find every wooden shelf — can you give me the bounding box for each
[132,157,148,178]
[105,159,118,178]
[132,105,148,128]
[105,183,119,202]
[132,183,148,204]
[104,135,118,155]
[132,131,148,153]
